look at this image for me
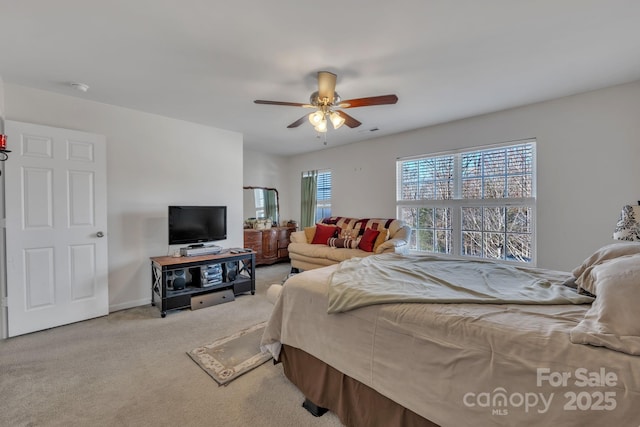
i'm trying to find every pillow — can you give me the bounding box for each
[303,226,316,244]
[570,254,640,355]
[358,228,380,252]
[311,223,338,245]
[372,228,389,252]
[572,242,640,278]
[328,237,360,249]
[574,242,640,295]
[338,227,359,239]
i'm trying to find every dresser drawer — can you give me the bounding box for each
[244,227,294,265]
[244,230,262,246]
[278,247,289,259]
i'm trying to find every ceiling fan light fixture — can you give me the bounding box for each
[314,117,328,133]
[308,110,324,125]
[329,111,345,129]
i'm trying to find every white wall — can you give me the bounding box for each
[243,149,292,223]
[285,80,640,271]
[4,84,244,312]
[0,76,4,126]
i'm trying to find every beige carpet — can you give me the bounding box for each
[0,262,343,427]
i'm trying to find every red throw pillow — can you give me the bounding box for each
[358,228,380,252]
[311,223,338,244]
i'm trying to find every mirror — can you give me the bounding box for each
[243,186,279,226]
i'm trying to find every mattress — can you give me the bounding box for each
[261,263,640,427]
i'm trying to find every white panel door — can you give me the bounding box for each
[4,121,108,337]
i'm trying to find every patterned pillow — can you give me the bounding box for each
[613,205,640,241]
[338,227,360,239]
[328,237,360,249]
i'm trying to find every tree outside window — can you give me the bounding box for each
[397,141,535,264]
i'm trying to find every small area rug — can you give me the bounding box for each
[187,321,272,386]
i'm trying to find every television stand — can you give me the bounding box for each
[150,251,255,318]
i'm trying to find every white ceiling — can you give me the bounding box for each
[1,1,639,156]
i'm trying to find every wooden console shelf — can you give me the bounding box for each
[150,251,255,317]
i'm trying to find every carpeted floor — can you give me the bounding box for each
[0,262,343,427]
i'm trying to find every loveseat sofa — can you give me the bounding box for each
[288,216,412,271]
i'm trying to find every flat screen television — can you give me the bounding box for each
[168,206,227,246]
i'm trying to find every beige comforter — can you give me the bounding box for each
[328,254,593,313]
[261,262,640,427]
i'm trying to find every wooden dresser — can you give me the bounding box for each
[244,226,295,266]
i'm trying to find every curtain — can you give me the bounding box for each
[300,170,318,228]
[265,190,278,225]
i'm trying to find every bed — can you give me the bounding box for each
[261,246,640,427]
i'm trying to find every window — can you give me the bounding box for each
[316,170,332,221]
[253,188,265,219]
[396,140,536,264]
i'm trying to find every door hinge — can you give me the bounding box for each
[0,297,7,308]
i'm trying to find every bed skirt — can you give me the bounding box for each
[280,344,438,427]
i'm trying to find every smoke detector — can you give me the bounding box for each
[70,82,89,92]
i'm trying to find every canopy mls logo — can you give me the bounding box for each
[462,367,618,416]
[463,388,553,415]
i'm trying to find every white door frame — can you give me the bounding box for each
[1,158,7,339]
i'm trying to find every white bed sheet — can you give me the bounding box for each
[261,264,640,427]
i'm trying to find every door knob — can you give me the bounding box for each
[96,231,104,238]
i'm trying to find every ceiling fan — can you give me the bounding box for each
[254,71,398,133]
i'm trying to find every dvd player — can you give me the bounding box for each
[180,245,222,257]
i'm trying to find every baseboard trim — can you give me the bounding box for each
[109,298,150,313]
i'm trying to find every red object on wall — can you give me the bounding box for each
[0,134,6,150]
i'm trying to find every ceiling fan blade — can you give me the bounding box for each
[254,100,311,107]
[317,71,337,103]
[336,110,362,128]
[338,94,398,108]
[287,115,308,128]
